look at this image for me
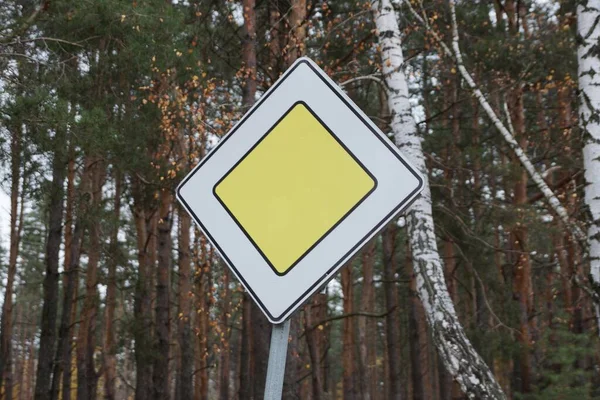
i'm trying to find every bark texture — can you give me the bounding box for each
[104,172,122,400]
[382,226,402,400]
[0,121,21,400]
[76,156,105,400]
[578,0,600,332]
[286,0,306,65]
[358,240,377,400]
[132,181,154,400]
[195,233,211,400]
[219,269,231,400]
[238,295,253,400]
[178,208,194,400]
[153,188,172,400]
[341,265,358,400]
[407,246,433,400]
[371,1,506,398]
[34,131,66,400]
[304,298,325,400]
[52,158,86,400]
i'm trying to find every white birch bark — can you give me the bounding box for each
[371,1,506,398]
[577,0,600,332]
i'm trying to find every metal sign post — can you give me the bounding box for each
[263,319,291,400]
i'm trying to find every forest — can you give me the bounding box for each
[1,0,600,399]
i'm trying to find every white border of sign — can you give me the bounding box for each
[177,57,423,323]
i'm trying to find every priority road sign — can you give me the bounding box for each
[177,57,423,324]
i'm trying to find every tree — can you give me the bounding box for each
[382,225,402,400]
[239,1,261,399]
[578,0,600,333]
[35,103,67,400]
[371,0,506,397]
[0,66,23,400]
[104,171,122,400]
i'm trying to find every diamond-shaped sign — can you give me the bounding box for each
[214,102,376,276]
[177,57,423,323]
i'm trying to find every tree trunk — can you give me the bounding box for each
[358,240,377,400]
[240,0,271,397]
[0,121,21,400]
[104,171,122,400]
[52,155,86,400]
[195,233,210,400]
[559,85,586,334]
[268,0,282,82]
[438,271,463,400]
[407,247,433,400]
[371,1,506,398]
[382,225,402,400]
[578,0,600,333]
[21,313,35,400]
[316,293,330,396]
[250,304,270,399]
[178,208,194,400]
[50,153,73,400]
[132,180,154,400]
[35,129,67,400]
[242,0,257,107]
[283,318,300,400]
[507,86,534,394]
[153,188,172,400]
[28,324,36,400]
[341,264,358,400]
[442,73,460,323]
[76,156,105,400]
[304,298,324,400]
[13,305,24,400]
[15,305,25,400]
[219,269,231,400]
[286,0,306,65]
[238,294,253,400]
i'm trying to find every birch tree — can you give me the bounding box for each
[402,0,600,307]
[371,1,506,398]
[403,0,584,243]
[578,0,600,331]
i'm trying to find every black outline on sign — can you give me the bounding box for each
[176,59,424,323]
[212,101,378,277]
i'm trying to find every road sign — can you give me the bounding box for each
[177,57,423,323]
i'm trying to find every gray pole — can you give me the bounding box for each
[263,319,291,400]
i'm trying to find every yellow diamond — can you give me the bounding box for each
[214,102,376,275]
